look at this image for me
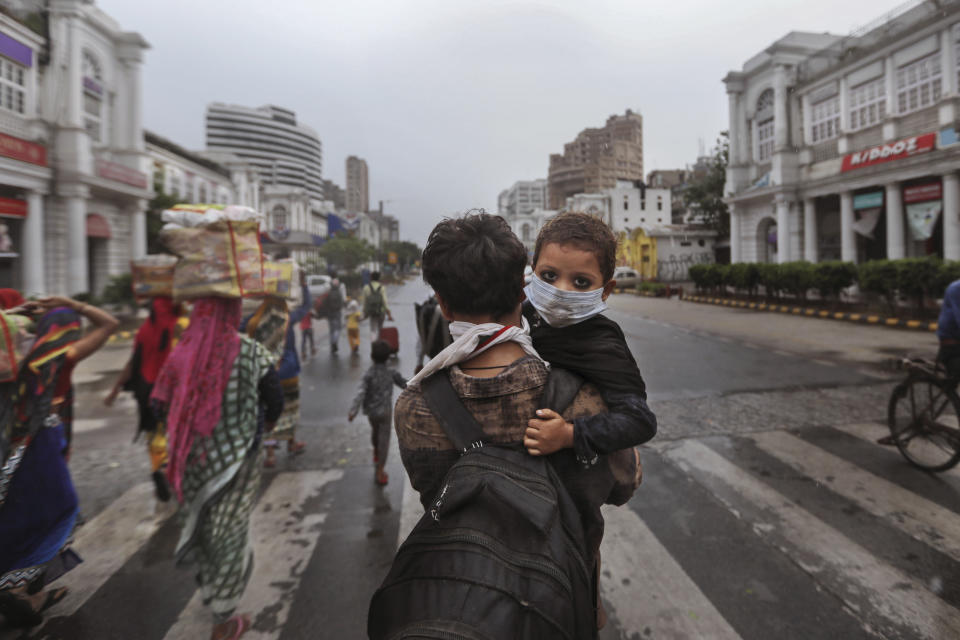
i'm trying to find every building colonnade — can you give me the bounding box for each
[730,169,960,264]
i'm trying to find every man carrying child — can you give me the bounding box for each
[393,212,643,632]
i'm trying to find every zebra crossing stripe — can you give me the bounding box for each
[163,470,343,640]
[831,422,960,480]
[56,482,173,617]
[665,439,960,639]
[750,430,960,562]
[599,504,742,639]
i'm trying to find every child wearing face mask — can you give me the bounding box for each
[522,211,657,466]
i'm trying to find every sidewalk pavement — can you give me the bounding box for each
[607,292,937,369]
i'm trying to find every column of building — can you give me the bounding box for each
[726,82,743,263]
[22,190,46,294]
[803,198,817,262]
[62,185,89,294]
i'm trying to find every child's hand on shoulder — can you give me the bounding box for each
[524,409,574,456]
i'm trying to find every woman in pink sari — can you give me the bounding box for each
[152,297,283,640]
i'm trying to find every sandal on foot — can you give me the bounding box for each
[287,442,306,456]
[39,587,68,614]
[220,614,251,640]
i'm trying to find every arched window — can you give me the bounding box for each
[82,51,104,144]
[272,205,288,231]
[755,89,774,162]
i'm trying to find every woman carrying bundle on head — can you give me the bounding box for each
[242,271,311,468]
[152,296,283,640]
[105,296,188,502]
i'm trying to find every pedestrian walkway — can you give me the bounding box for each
[8,420,959,639]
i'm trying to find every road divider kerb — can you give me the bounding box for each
[682,295,938,332]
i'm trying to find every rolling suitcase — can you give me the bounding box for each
[379,325,399,355]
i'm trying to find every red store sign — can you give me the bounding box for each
[904,182,942,203]
[96,159,148,189]
[0,131,46,167]
[0,197,27,218]
[841,132,937,172]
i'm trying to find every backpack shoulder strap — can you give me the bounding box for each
[421,370,487,452]
[539,368,585,415]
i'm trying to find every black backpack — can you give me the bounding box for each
[414,298,452,359]
[325,283,343,314]
[368,369,597,640]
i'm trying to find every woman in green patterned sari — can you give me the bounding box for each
[152,297,283,640]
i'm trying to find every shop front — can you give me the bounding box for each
[0,130,50,294]
[0,197,26,288]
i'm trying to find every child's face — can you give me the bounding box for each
[533,242,616,300]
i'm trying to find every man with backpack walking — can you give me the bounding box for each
[362,271,393,341]
[322,273,347,353]
[369,213,641,639]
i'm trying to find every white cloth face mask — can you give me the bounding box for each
[524,273,607,328]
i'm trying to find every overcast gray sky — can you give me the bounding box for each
[99,0,905,245]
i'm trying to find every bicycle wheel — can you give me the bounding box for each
[887,374,960,472]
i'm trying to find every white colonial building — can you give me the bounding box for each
[259,185,328,265]
[146,131,248,207]
[566,181,672,234]
[725,0,960,265]
[0,1,152,296]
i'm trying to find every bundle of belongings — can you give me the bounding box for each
[159,204,265,301]
[130,254,178,300]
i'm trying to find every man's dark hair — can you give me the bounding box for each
[371,339,392,363]
[422,213,527,320]
[532,212,618,282]
[371,271,381,281]
[328,270,338,279]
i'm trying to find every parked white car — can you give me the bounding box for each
[613,266,640,291]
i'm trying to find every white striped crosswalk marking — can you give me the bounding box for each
[57,482,174,617]
[666,439,960,640]
[750,430,960,562]
[599,504,742,639]
[163,470,342,640]
[831,422,960,480]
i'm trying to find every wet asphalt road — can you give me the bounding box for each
[8,278,951,639]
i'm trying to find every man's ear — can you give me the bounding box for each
[601,280,617,301]
[435,295,455,321]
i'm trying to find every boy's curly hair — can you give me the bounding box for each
[532,212,618,282]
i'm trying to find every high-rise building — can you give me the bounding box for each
[497,179,548,219]
[547,110,644,209]
[205,103,323,201]
[346,155,369,212]
[322,178,346,210]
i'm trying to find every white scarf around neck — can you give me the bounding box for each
[407,316,545,387]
